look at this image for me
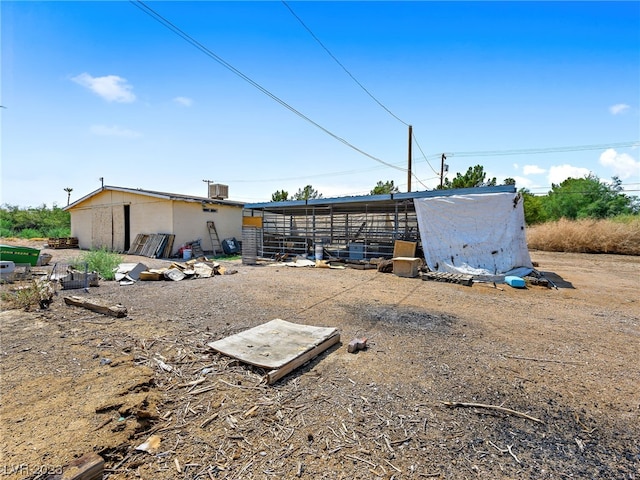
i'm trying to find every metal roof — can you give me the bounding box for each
[64,185,245,211]
[244,185,517,215]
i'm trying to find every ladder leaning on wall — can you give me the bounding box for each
[207,221,222,255]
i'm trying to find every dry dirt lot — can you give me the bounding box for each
[0,241,638,479]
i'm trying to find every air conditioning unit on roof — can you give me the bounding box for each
[209,184,229,200]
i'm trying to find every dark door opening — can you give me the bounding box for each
[124,205,130,252]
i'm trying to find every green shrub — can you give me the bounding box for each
[17,228,44,239]
[45,227,72,238]
[610,213,640,224]
[74,248,123,280]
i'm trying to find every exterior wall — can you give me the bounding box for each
[172,202,243,254]
[69,188,243,254]
[70,207,94,250]
[69,190,173,251]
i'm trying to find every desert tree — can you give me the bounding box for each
[64,187,73,206]
[370,180,399,195]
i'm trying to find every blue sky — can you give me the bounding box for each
[2,1,639,208]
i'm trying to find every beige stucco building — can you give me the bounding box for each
[64,186,244,255]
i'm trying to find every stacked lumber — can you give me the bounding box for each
[128,234,175,258]
[421,271,474,286]
[48,237,79,249]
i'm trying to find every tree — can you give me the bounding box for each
[292,185,322,201]
[439,165,496,189]
[503,177,516,186]
[370,180,399,195]
[64,187,73,206]
[542,174,637,220]
[271,190,289,202]
[520,188,547,225]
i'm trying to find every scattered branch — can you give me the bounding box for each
[441,401,544,424]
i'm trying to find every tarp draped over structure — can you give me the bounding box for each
[414,192,533,277]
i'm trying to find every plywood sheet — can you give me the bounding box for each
[208,319,339,370]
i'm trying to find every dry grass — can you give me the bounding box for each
[527,217,640,255]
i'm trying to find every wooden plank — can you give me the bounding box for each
[267,332,340,384]
[45,452,104,480]
[162,234,175,258]
[141,234,162,257]
[242,216,263,228]
[64,296,128,317]
[153,234,169,258]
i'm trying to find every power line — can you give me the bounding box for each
[130,0,406,173]
[422,141,639,160]
[281,0,409,127]
[281,1,437,187]
[411,132,440,176]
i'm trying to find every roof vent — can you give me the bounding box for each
[209,183,229,200]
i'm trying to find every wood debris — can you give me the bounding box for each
[441,401,544,424]
[63,295,127,317]
[421,271,474,286]
[46,452,103,480]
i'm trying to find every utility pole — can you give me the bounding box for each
[202,179,214,196]
[407,125,412,192]
[440,154,447,188]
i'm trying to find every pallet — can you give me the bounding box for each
[129,234,175,258]
[48,237,79,249]
[421,271,474,286]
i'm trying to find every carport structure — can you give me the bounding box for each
[241,185,515,264]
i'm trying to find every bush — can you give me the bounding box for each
[17,228,44,239]
[46,227,72,238]
[74,248,123,280]
[527,217,640,255]
[1,279,55,311]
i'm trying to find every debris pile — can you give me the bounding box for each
[115,259,237,286]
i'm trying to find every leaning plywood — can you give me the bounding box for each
[208,319,340,384]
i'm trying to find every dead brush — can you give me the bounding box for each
[527,217,640,255]
[4,278,56,311]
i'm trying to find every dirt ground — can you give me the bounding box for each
[0,240,638,479]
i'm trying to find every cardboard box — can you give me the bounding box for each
[393,240,417,258]
[392,257,421,278]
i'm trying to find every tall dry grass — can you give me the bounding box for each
[527,217,640,255]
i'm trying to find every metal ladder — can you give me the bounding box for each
[207,221,222,255]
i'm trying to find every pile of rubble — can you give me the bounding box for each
[115,258,237,285]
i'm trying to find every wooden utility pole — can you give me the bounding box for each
[407,125,412,192]
[440,153,447,189]
[203,179,214,196]
[440,154,447,188]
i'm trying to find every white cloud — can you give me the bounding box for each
[90,124,141,138]
[72,73,136,103]
[173,96,193,107]
[512,176,535,189]
[523,164,546,175]
[547,164,591,185]
[599,148,640,180]
[609,103,630,115]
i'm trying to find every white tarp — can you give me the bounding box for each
[414,192,533,277]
